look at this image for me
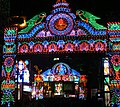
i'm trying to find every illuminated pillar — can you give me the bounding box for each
[109,53,120,106]
[107,22,120,106]
[103,57,110,107]
[1,27,17,106]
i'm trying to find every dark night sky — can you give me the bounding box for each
[10,0,120,27]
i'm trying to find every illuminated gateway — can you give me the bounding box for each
[1,0,120,107]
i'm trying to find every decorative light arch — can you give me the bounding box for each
[33,44,43,53]
[19,44,29,53]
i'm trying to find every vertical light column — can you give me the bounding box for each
[107,22,120,106]
[79,75,87,100]
[1,27,17,107]
[32,73,43,100]
[103,57,110,107]
[109,54,120,106]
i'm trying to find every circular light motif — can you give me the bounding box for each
[111,54,120,66]
[54,18,68,30]
[4,57,14,67]
[48,13,74,36]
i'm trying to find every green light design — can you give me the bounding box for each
[113,65,120,71]
[1,94,14,105]
[1,94,7,105]
[6,29,16,35]
[5,66,13,72]
[108,24,120,30]
[76,10,107,29]
[19,12,46,33]
[8,93,14,102]
[104,77,110,84]
[111,92,118,104]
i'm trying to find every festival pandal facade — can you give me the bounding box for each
[1,0,120,107]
